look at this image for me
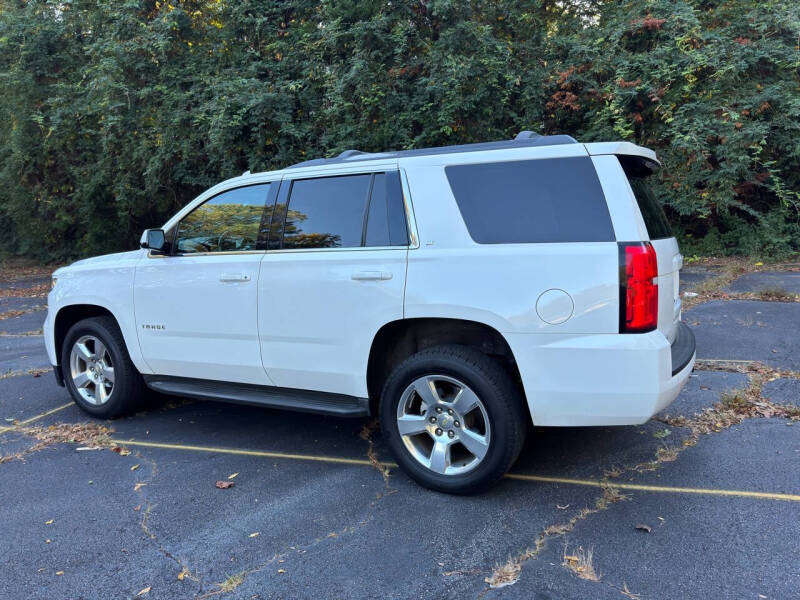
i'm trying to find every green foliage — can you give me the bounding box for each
[0,0,798,262]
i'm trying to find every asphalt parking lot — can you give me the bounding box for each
[1,263,799,600]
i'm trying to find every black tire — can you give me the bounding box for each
[61,316,145,418]
[380,345,527,494]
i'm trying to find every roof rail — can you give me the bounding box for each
[285,133,579,170]
[337,150,365,159]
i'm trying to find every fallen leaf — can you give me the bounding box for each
[133,505,141,512]
[45,539,51,544]
[249,532,260,538]
[556,504,570,510]
[278,569,286,574]
[45,519,54,525]
[215,480,234,489]
[134,483,146,491]
[136,586,151,596]
[177,568,190,581]
[112,446,131,456]
[76,446,101,451]
[635,523,652,533]
[228,472,239,480]
[755,262,764,266]
[131,464,140,471]
[55,571,64,576]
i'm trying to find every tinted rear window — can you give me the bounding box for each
[445,157,614,244]
[627,177,673,240]
[283,174,371,249]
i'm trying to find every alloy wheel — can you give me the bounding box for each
[69,335,115,405]
[396,374,491,476]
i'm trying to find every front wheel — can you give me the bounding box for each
[61,316,145,418]
[380,345,527,494]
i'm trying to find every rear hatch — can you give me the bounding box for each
[620,156,682,343]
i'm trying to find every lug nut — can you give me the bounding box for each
[448,430,455,439]
[435,406,443,413]
[429,416,437,423]
[435,428,443,436]
[447,408,454,415]
[454,420,460,427]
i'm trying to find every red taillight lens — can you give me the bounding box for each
[619,242,658,333]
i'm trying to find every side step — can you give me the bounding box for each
[143,375,370,417]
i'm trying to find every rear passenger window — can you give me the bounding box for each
[445,157,614,244]
[279,172,408,249]
[283,175,372,249]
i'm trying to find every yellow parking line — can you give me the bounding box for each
[0,402,73,434]
[504,474,800,502]
[116,439,391,467]
[112,439,800,503]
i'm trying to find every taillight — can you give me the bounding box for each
[619,242,658,333]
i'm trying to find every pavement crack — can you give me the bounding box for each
[359,419,392,487]
[485,484,629,589]
[135,453,204,590]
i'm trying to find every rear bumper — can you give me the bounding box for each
[506,324,696,427]
[671,322,695,376]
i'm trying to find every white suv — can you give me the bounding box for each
[45,132,695,493]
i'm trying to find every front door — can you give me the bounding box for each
[259,169,410,398]
[134,182,274,385]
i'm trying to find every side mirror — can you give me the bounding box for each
[140,229,167,253]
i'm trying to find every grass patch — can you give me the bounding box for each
[485,557,522,588]
[563,545,600,581]
[217,573,245,593]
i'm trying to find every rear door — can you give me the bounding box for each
[258,168,409,398]
[620,157,682,342]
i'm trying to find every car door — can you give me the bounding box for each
[134,182,276,385]
[258,168,410,398]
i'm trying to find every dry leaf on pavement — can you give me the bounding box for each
[215,481,234,489]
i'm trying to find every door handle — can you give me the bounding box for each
[219,273,251,282]
[351,271,392,281]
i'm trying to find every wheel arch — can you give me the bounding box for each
[366,317,526,415]
[54,304,119,365]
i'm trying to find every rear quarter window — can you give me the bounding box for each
[445,157,614,244]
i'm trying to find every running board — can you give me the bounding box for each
[142,375,370,417]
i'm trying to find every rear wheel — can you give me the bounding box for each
[380,345,526,494]
[61,316,145,418]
